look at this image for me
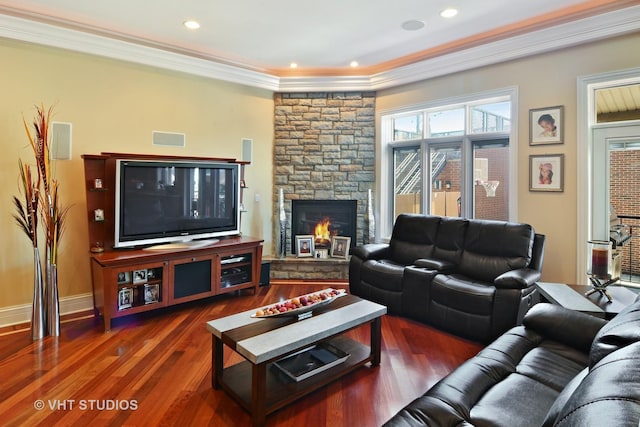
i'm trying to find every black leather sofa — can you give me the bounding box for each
[349,214,545,343]
[384,300,640,427]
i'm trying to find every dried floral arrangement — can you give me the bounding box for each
[13,103,70,338]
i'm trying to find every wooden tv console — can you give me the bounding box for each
[91,236,263,331]
[82,153,262,331]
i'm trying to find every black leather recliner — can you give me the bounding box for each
[349,214,545,343]
[384,300,640,426]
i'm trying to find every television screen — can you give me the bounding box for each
[114,160,240,248]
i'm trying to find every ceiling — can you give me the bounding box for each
[0,0,639,91]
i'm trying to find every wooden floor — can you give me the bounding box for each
[0,283,481,427]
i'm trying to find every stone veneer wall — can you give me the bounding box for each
[272,92,375,279]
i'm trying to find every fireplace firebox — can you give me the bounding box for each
[291,200,357,253]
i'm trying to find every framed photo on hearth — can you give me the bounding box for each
[529,154,564,192]
[295,235,314,257]
[331,236,350,259]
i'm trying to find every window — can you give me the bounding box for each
[380,91,515,238]
[394,146,421,216]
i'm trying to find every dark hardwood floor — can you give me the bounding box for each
[0,283,481,426]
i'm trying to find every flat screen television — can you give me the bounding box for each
[114,159,240,249]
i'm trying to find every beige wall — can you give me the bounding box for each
[376,32,640,285]
[0,38,274,310]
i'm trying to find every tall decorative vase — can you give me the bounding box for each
[278,188,287,258]
[364,189,375,244]
[31,248,45,340]
[46,263,60,336]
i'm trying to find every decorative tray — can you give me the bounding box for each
[251,288,346,320]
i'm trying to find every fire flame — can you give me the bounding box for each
[315,218,332,245]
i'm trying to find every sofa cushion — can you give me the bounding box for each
[458,220,534,282]
[541,368,589,427]
[589,300,640,369]
[361,259,405,292]
[389,214,440,265]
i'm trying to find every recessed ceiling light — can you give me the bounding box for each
[350,61,359,68]
[183,20,201,30]
[440,8,458,18]
[401,20,425,31]
[290,62,298,69]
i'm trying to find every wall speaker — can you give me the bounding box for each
[51,122,72,160]
[242,138,253,163]
[153,131,186,147]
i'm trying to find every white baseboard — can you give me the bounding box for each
[0,293,94,328]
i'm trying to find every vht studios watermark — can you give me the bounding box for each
[34,399,138,411]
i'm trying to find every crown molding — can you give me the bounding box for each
[0,13,280,91]
[1,6,639,93]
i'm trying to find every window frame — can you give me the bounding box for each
[378,87,518,240]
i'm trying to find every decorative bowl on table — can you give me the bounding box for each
[251,288,346,320]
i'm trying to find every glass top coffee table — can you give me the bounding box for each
[206,292,387,427]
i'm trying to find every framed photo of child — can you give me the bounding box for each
[530,106,563,145]
[529,154,564,192]
[295,235,314,257]
[330,236,351,259]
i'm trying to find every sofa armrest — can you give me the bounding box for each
[494,268,541,289]
[351,243,390,261]
[523,303,607,353]
[414,258,456,272]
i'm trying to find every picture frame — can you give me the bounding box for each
[330,236,351,259]
[118,287,133,310]
[94,178,103,189]
[144,283,160,304]
[314,248,329,259]
[93,208,105,222]
[530,106,563,145]
[117,271,131,285]
[529,154,564,192]
[132,269,147,284]
[295,235,314,257]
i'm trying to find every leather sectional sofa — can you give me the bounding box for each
[349,214,545,343]
[384,300,640,426]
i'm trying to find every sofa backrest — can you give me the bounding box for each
[458,219,534,282]
[432,216,468,265]
[389,214,440,265]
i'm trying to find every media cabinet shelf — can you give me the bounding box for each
[91,236,263,331]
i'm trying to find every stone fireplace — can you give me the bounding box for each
[270,91,375,280]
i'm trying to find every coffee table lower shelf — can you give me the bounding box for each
[218,335,371,416]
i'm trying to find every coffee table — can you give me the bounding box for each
[537,282,639,319]
[206,293,387,426]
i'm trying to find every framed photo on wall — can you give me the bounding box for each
[330,236,351,259]
[530,106,563,145]
[295,235,314,257]
[529,154,564,192]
